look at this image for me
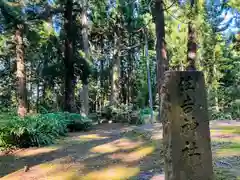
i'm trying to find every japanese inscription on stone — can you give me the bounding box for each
[179,76,200,158]
[162,71,213,180]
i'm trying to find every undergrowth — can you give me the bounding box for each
[0,112,92,149]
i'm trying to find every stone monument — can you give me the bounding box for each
[160,71,213,180]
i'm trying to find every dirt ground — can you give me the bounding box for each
[0,121,239,180]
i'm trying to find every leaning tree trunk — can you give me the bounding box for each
[15,24,28,117]
[63,0,75,112]
[153,0,168,121]
[80,4,90,115]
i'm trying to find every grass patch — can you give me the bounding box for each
[211,125,240,134]
[215,142,240,157]
[214,167,238,180]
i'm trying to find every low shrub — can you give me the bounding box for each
[0,113,67,148]
[64,112,92,131]
[88,113,99,123]
[0,112,92,149]
[100,104,147,125]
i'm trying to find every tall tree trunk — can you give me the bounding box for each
[187,0,197,70]
[110,32,120,105]
[63,0,75,112]
[110,54,120,105]
[144,30,154,124]
[80,3,90,115]
[187,22,197,70]
[80,84,89,115]
[209,48,219,112]
[127,34,132,105]
[100,58,104,109]
[153,0,168,121]
[28,61,33,112]
[36,78,39,113]
[15,24,28,117]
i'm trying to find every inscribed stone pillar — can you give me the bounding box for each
[160,71,213,180]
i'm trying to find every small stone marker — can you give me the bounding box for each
[160,71,213,180]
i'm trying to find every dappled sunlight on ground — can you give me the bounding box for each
[59,133,110,145]
[1,156,84,180]
[90,142,119,154]
[39,170,80,180]
[90,138,143,154]
[37,161,83,180]
[13,146,60,158]
[112,138,144,150]
[1,122,240,180]
[1,163,61,180]
[82,165,140,180]
[77,134,109,141]
[109,146,155,162]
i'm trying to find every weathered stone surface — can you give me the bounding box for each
[160,71,213,180]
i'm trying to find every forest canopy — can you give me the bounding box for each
[0,0,239,120]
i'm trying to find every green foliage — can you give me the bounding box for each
[65,112,93,131]
[0,113,67,148]
[134,50,156,107]
[0,112,92,149]
[100,105,155,125]
[228,0,240,11]
[210,110,233,121]
[0,0,239,122]
[100,104,140,124]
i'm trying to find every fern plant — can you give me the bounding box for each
[0,112,92,149]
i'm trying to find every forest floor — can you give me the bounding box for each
[0,121,240,180]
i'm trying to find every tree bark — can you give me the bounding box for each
[110,32,120,105]
[36,78,39,113]
[127,34,132,105]
[187,22,197,70]
[15,24,28,117]
[100,58,104,109]
[144,30,154,124]
[153,0,168,120]
[186,0,197,70]
[80,84,89,116]
[63,0,75,112]
[80,3,90,115]
[110,54,120,105]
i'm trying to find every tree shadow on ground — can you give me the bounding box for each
[2,122,240,180]
[0,135,116,177]
[0,123,164,180]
